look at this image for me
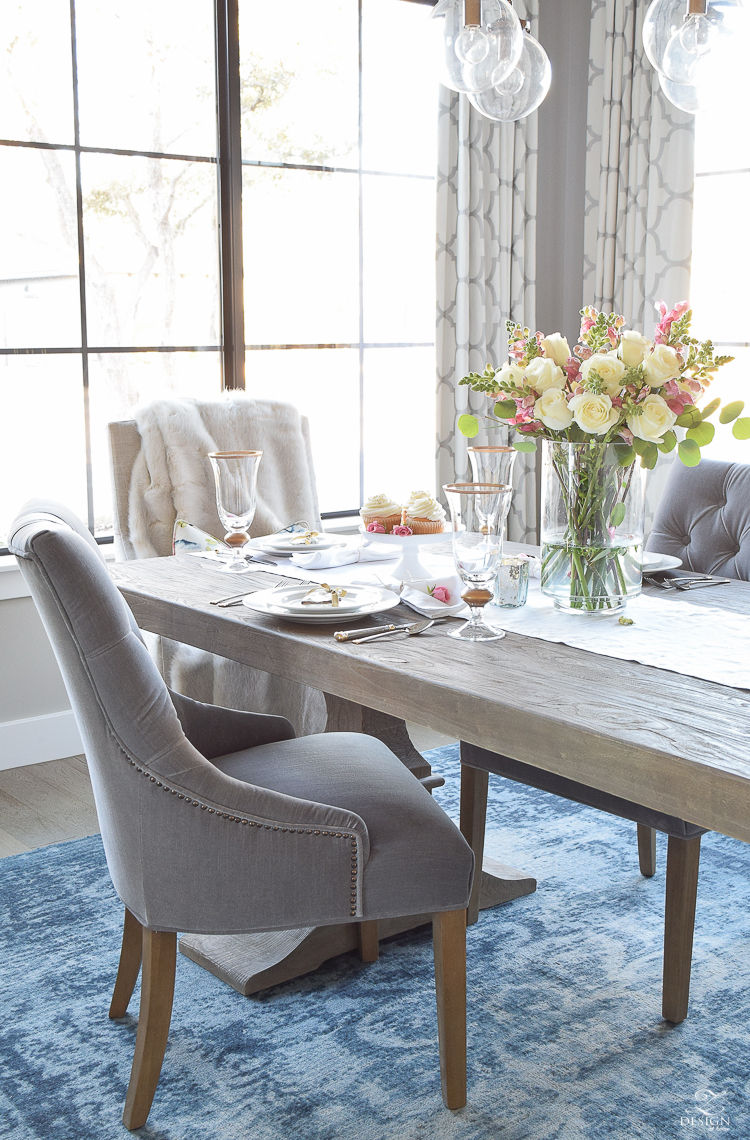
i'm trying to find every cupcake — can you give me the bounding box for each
[402,491,446,534]
[360,492,402,534]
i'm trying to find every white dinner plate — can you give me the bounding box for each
[242,584,400,625]
[642,552,683,573]
[256,535,346,555]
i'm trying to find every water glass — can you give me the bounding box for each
[443,482,511,642]
[208,450,263,574]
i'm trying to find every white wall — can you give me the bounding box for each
[0,558,82,769]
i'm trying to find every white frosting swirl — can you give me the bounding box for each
[360,492,401,518]
[403,491,446,522]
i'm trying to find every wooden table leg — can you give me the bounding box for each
[637,824,657,878]
[662,834,701,1024]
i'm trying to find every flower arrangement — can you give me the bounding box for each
[457,302,746,613]
[458,302,746,465]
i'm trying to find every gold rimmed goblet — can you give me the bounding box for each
[208,450,263,574]
[443,481,512,642]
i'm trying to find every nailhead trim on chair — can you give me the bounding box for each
[125,754,362,916]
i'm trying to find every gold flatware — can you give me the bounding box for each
[351,619,439,644]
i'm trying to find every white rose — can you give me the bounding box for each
[618,329,652,369]
[540,333,571,368]
[627,393,678,444]
[495,362,525,388]
[642,344,681,388]
[580,351,626,395]
[568,392,620,435]
[524,356,565,394]
[534,388,573,431]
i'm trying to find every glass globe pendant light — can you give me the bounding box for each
[643,0,691,73]
[658,71,702,113]
[468,23,551,122]
[431,0,524,95]
[661,0,733,85]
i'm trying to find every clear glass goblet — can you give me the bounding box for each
[468,445,516,541]
[443,482,511,642]
[208,450,263,574]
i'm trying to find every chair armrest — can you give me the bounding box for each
[169,688,295,759]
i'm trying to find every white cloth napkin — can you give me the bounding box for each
[398,574,469,619]
[289,544,394,571]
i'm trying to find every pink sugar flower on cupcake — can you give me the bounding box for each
[392,524,413,536]
[366,521,386,533]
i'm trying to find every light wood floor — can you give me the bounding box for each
[0,725,457,860]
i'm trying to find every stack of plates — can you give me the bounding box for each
[642,552,683,573]
[253,534,346,556]
[243,584,400,625]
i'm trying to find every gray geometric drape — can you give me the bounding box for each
[583,0,694,336]
[436,0,539,542]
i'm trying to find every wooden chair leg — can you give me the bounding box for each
[460,765,489,926]
[122,929,177,1131]
[662,834,701,1025]
[109,908,143,1019]
[433,909,467,1111]
[637,824,657,878]
[358,920,379,963]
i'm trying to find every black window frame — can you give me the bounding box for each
[0,0,436,554]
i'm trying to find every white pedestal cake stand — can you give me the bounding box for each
[359,526,452,581]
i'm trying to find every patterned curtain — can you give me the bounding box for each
[583,0,694,335]
[435,0,539,542]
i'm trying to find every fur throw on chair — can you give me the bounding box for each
[125,394,327,737]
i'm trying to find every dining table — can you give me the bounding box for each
[111,545,750,997]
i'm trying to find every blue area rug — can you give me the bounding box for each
[2,744,749,1139]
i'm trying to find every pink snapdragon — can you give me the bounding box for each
[366,521,386,533]
[429,585,451,603]
[654,300,690,345]
[392,524,412,536]
[565,357,581,382]
[662,378,696,416]
[619,427,634,445]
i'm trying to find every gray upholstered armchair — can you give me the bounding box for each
[10,501,473,1129]
[646,457,750,579]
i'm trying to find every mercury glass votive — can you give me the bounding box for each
[494,555,530,608]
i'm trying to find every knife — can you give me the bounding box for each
[334,619,445,642]
[351,619,440,644]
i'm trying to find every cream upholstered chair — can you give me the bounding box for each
[10,500,473,1129]
[108,406,328,735]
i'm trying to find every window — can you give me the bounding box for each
[0,0,438,548]
[689,1,750,460]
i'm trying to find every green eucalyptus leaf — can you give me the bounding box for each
[616,446,636,468]
[732,417,750,440]
[610,503,626,527]
[686,421,715,447]
[675,407,702,428]
[719,400,745,424]
[700,397,721,420]
[656,430,677,453]
[513,439,537,453]
[678,438,701,467]
[457,414,479,438]
[567,423,587,443]
[631,437,649,456]
[639,443,658,470]
[493,399,517,419]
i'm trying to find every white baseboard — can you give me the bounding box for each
[0,709,83,771]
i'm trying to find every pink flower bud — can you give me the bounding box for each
[366,521,385,533]
[430,585,451,604]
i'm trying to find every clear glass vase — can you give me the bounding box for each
[540,440,648,615]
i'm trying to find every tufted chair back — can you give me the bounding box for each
[646,459,750,580]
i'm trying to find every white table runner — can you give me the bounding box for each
[206,540,750,692]
[485,582,750,691]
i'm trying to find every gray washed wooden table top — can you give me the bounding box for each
[113,555,750,843]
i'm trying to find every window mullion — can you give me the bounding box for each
[215,0,245,389]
